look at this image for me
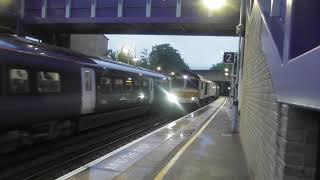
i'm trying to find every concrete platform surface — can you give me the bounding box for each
[58,97,249,180]
[161,100,249,180]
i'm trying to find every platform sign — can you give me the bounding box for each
[223,52,236,64]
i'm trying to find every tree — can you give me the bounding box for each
[117,51,134,64]
[149,44,189,73]
[105,49,117,60]
[210,62,233,73]
[210,62,224,71]
[137,49,151,69]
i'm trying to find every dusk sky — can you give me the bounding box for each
[106,35,239,70]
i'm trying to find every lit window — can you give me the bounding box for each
[84,71,92,91]
[100,77,111,93]
[9,69,30,94]
[37,71,61,93]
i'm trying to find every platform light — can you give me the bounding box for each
[225,72,229,76]
[157,66,161,71]
[191,97,196,101]
[27,45,33,48]
[228,87,231,90]
[183,75,188,79]
[34,47,38,50]
[171,72,175,76]
[0,0,11,7]
[40,52,45,55]
[122,45,130,54]
[224,68,229,72]
[203,0,227,10]
[133,57,139,62]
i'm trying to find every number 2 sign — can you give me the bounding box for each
[223,52,236,64]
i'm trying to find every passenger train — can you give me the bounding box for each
[0,35,170,148]
[169,70,219,106]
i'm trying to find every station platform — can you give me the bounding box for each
[58,97,249,180]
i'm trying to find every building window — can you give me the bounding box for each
[9,69,30,94]
[37,71,61,93]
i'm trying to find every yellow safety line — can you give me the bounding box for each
[154,98,227,180]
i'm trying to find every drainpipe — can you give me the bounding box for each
[231,0,245,132]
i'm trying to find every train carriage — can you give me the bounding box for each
[0,35,169,147]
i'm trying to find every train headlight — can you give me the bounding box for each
[138,93,145,99]
[167,93,178,104]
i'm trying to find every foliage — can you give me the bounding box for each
[137,49,150,69]
[149,44,189,73]
[107,44,190,74]
[105,49,117,60]
[210,62,233,74]
[210,62,225,71]
[117,51,132,64]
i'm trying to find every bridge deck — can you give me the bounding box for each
[21,0,240,36]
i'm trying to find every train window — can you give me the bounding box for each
[172,78,184,88]
[205,83,208,95]
[142,80,149,90]
[201,82,204,89]
[84,71,92,91]
[186,78,199,89]
[125,79,133,92]
[113,78,123,93]
[9,69,30,94]
[99,77,112,93]
[37,71,61,93]
[134,80,142,90]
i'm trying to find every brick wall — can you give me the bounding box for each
[277,105,319,180]
[240,2,319,180]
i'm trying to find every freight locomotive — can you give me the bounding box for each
[168,70,219,106]
[0,35,170,148]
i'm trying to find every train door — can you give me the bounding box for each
[149,78,154,104]
[81,67,96,114]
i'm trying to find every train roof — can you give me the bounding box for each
[92,59,167,79]
[178,70,213,83]
[0,35,167,79]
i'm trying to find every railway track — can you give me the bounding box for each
[0,112,182,180]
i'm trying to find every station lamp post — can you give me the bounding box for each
[203,0,227,17]
[203,0,227,10]
[121,44,131,64]
[122,45,130,55]
[133,57,139,66]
